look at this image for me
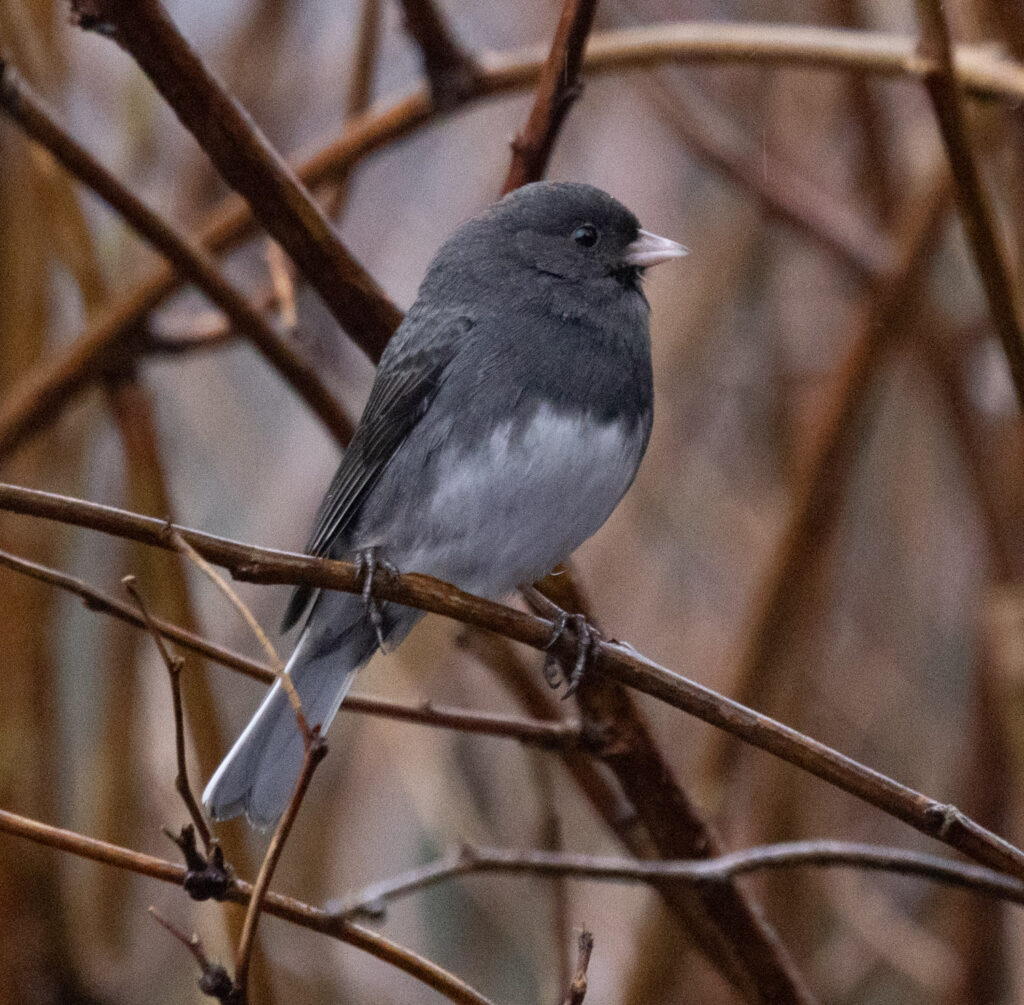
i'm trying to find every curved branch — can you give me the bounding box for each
[0,546,578,748]
[0,59,354,446]
[70,0,403,358]
[2,21,1023,460]
[0,806,492,1005]
[3,481,1024,883]
[335,841,1024,918]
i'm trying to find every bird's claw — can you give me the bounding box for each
[355,548,397,653]
[543,610,600,698]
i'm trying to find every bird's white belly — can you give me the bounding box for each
[392,405,644,598]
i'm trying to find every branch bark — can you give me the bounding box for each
[502,0,599,193]
[3,21,1023,461]
[0,58,354,446]
[4,482,1024,882]
[69,0,403,360]
[914,0,1024,408]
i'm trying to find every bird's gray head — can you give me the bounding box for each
[425,182,686,296]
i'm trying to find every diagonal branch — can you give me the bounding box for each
[914,0,1024,408]
[69,0,403,361]
[333,841,1024,917]
[4,482,1024,882]
[397,0,479,110]
[536,575,810,1003]
[0,58,354,446]
[0,806,492,1005]
[502,0,599,193]
[3,22,1024,460]
[0,546,582,748]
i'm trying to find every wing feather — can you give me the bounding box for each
[281,315,471,631]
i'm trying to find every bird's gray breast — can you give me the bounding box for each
[352,403,648,599]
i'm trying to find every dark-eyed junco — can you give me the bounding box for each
[203,182,686,826]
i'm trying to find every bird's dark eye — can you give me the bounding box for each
[571,224,599,248]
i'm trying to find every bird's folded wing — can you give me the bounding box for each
[281,315,472,632]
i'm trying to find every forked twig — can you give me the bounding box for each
[123,575,212,852]
[149,907,236,1001]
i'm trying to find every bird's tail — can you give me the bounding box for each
[202,590,417,828]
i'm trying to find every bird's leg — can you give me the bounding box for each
[355,547,397,653]
[521,585,601,698]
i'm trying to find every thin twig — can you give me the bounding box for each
[914,0,1024,409]
[0,807,492,1005]
[530,575,810,1004]
[563,931,594,1005]
[334,841,1024,915]
[123,575,212,852]
[233,728,327,1002]
[2,23,1024,458]
[0,544,583,748]
[69,0,403,359]
[265,242,297,334]
[397,0,479,109]
[706,165,951,781]
[0,59,355,446]
[169,531,308,734]
[502,0,599,193]
[149,908,236,1001]
[4,486,1024,882]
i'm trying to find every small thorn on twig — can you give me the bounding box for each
[166,824,234,901]
[149,907,238,1002]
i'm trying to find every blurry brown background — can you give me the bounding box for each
[2,0,1024,1002]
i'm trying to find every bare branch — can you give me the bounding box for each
[532,576,810,1003]
[0,58,355,446]
[149,908,236,1002]
[335,842,1024,915]
[0,545,583,748]
[123,575,212,852]
[4,483,1024,881]
[233,728,327,1002]
[68,0,403,359]
[914,0,1024,408]
[502,0,599,193]
[397,0,479,109]
[0,807,492,1005]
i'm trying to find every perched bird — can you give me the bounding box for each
[203,181,686,827]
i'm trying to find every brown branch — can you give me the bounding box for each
[535,576,810,1004]
[334,841,1024,914]
[502,0,599,194]
[233,729,327,1002]
[914,0,1024,409]
[643,76,895,277]
[0,807,493,1005]
[123,575,213,853]
[563,931,594,1005]
[706,165,951,780]
[0,545,583,748]
[5,488,1024,885]
[397,0,479,109]
[149,908,236,1002]
[2,22,1024,460]
[69,0,403,361]
[0,58,355,447]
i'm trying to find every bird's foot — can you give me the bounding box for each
[543,609,601,699]
[355,548,398,652]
